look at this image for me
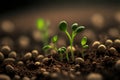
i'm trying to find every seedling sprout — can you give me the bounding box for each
[59,21,85,61]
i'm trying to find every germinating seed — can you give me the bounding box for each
[8,51,17,58]
[105,39,113,46]
[6,64,14,72]
[4,58,15,64]
[98,44,106,52]
[35,61,41,66]
[114,39,120,46]
[32,50,39,58]
[1,45,11,55]
[0,74,11,80]
[87,73,103,80]
[109,47,117,54]
[115,60,120,70]
[75,57,84,64]
[0,52,4,61]
[23,52,32,60]
[92,41,101,48]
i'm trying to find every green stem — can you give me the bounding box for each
[66,51,69,61]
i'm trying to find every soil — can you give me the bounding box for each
[0,30,120,80]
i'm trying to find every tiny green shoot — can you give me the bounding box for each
[59,21,85,61]
[43,35,58,52]
[57,47,66,61]
[37,18,50,45]
[80,36,89,58]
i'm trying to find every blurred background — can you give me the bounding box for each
[0,0,120,51]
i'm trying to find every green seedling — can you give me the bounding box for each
[57,47,66,61]
[37,18,50,45]
[59,21,85,61]
[80,36,89,58]
[43,35,58,52]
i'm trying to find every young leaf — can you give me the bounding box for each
[51,35,58,43]
[81,36,87,46]
[83,45,89,48]
[75,26,85,33]
[59,21,67,32]
[37,18,45,30]
[71,23,78,31]
[42,45,52,51]
[61,47,66,51]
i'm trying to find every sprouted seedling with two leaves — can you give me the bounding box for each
[59,21,85,61]
[81,36,89,58]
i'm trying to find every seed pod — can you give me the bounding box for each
[6,64,14,72]
[67,46,76,52]
[75,57,84,64]
[115,60,120,70]
[1,45,11,55]
[4,58,15,64]
[8,51,17,58]
[36,55,44,61]
[109,47,117,54]
[22,77,30,80]
[0,74,11,80]
[32,50,39,58]
[98,44,106,52]
[43,71,50,77]
[92,41,101,48]
[17,61,24,66]
[87,73,103,80]
[35,61,41,66]
[23,52,32,60]
[0,52,4,61]
[114,39,120,46]
[105,39,113,46]
[14,75,20,80]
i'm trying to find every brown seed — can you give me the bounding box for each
[42,57,49,63]
[98,44,106,52]
[23,52,32,60]
[43,71,50,77]
[22,77,30,80]
[40,68,46,72]
[35,61,41,66]
[75,71,81,76]
[75,57,84,64]
[50,73,58,79]
[31,76,37,80]
[87,73,103,80]
[14,75,20,80]
[1,45,11,55]
[114,39,120,46]
[6,64,14,72]
[32,50,39,58]
[4,58,15,64]
[105,39,113,46]
[62,70,68,76]
[109,47,117,54]
[0,74,11,80]
[115,60,120,70]
[0,52,4,61]
[70,68,75,73]
[8,51,17,58]
[17,61,24,66]
[53,67,60,73]
[69,73,75,79]
[36,55,44,61]
[92,41,101,48]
